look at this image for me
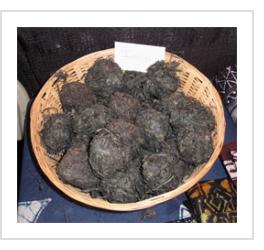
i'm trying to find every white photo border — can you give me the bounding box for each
[1,10,253,239]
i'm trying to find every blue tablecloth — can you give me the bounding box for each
[18,101,236,223]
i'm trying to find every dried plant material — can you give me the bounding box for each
[109,92,140,122]
[160,138,195,182]
[122,61,180,102]
[127,162,150,200]
[40,113,73,155]
[172,159,195,183]
[57,143,99,190]
[85,59,123,100]
[141,153,179,194]
[101,160,148,203]
[135,108,172,153]
[144,61,180,99]
[157,91,185,115]
[101,171,140,203]
[89,130,134,178]
[176,126,214,165]
[122,71,149,102]
[136,108,169,142]
[59,82,96,113]
[106,119,146,154]
[122,70,145,84]
[73,104,114,142]
[40,58,217,204]
[161,138,180,158]
[169,92,216,132]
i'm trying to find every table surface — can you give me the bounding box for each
[18,102,236,223]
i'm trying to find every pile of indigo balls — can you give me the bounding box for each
[40,59,216,203]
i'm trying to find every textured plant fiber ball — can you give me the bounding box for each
[57,143,99,190]
[144,61,180,99]
[40,113,73,155]
[109,92,140,122]
[160,138,195,181]
[127,161,150,200]
[136,108,169,142]
[158,91,185,115]
[89,130,134,178]
[73,104,114,142]
[101,171,140,203]
[172,158,195,183]
[122,61,180,102]
[176,126,214,165]
[85,59,123,100]
[161,138,180,159]
[142,153,179,194]
[59,82,96,113]
[122,70,149,102]
[106,119,146,154]
[122,70,145,84]
[169,92,216,133]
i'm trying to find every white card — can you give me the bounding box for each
[114,42,165,72]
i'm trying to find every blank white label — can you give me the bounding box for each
[114,42,165,72]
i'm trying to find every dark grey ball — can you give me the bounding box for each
[59,82,97,113]
[109,92,140,122]
[73,104,114,142]
[136,108,170,142]
[176,126,214,165]
[89,130,134,178]
[57,143,99,190]
[85,59,123,100]
[141,153,179,194]
[40,113,73,155]
[101,171,141,203]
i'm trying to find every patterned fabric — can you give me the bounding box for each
[220,141,237,182]
[179,204,192,220]
[186,179,237,223]
[213,65,237,122]
[17,198,52,223]
[167,204,196,223]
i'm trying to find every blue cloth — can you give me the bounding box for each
[18,102,236,223]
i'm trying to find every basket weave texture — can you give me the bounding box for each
[30,48,226,211]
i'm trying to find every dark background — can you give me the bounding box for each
[17,27,237,98]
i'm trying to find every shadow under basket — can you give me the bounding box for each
[30,48,226,211]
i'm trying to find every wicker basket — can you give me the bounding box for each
[30,48,225,211]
